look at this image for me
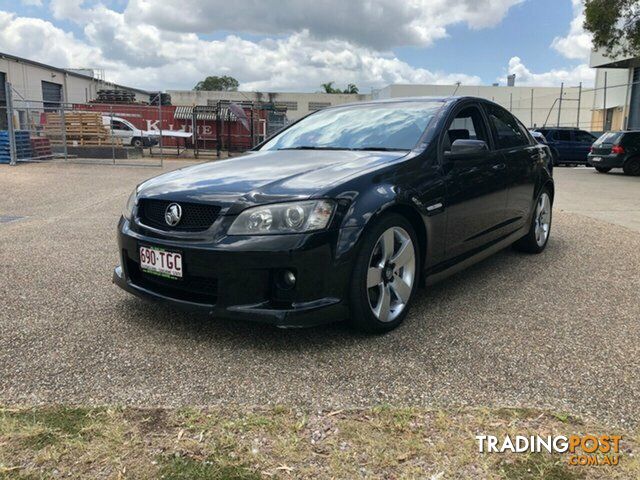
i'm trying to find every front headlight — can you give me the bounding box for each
[228,200,335,235]
[123,189,138,220]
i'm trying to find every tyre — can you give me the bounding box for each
[132,137,144,148]
[349,214,420,333]
[513,188,552,254]
[623,157,640,176]
[595,166,611,173]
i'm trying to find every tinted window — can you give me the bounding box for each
[260,101,443,151]
[575,130,596,142]
[486,105,528,149]
[443,106,489,152]
[552,130,572,141]
[595,132,623,145]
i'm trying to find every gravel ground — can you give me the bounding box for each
[1,161,639,429]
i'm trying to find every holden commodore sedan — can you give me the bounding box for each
[114,97,554,333]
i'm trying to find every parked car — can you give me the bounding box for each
[114,97,554,333]
[588,131,640,175]
[102,116,158,148]
[535,127,596,166]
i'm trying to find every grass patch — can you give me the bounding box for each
[500,453,586,480]
[0,405,636,479]
[158,455,261,480]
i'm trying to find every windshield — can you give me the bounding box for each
[260,101,443,151]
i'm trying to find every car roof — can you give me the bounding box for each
[322,95,499,111]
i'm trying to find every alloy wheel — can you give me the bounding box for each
[534,192,551,247]
[366,226,416,322]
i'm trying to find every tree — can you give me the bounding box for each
[194,75,239,91]
[321,81,339,93]
[344,83,359,94]
[321,82,359,94]
[584,0,640,58]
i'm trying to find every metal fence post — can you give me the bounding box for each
[530,88,534,128]
[157,92,163,166]
[216,102,221,158]
[192,108,198,159]
[557,82,564,127]
[5,82,17,166]
[60,96,68,162]
[110,106,115,165]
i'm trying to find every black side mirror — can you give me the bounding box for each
[447,139,489,156]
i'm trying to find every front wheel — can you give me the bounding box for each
[513,188,552,254]
[349,214,419,333]
[595,166,611,173]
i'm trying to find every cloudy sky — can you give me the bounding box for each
[1,0,594,92]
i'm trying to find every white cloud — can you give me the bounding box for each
[551,0,592,60]
[505,56,594,87]
[0,9,481,93]
[105,0,522,50]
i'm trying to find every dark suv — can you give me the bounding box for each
[535,128,596,166]
[588,131,640,176]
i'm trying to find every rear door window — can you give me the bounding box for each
[575,130,596,143]
[485,105,529,149]
[553,130,572,142]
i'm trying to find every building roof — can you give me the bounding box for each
[0,51,152,95]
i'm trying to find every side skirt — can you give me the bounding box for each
[422,226,528,287]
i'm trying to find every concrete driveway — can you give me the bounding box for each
[1,161,638,429]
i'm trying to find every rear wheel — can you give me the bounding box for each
[132,137,144,148]
[513,188,552,254]
[623,157,640,176]
[595,166,611,173]
[349,214,419,333]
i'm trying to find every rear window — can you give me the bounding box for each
[595,132,623,145]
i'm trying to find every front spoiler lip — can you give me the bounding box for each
[113,266,345,328]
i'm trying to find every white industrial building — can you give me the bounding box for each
[589,49,640,131]
[170,82,599,131]
[0,51,149,109]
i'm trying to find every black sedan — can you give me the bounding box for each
[114,97,554,333]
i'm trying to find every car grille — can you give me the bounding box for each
[127,257,218,305]
[138,199,220,231]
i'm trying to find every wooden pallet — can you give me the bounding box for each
[43,112,123,147]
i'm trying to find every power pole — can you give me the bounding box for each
[576,82,582,128]
[603,72,608,130]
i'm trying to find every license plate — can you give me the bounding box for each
[139,245,183,279]
[592,157,601,162]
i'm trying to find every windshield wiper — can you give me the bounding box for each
[277,146,354,151]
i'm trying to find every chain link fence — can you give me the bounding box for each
[1,83,275,166]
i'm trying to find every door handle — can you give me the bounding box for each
[491,163,506,171]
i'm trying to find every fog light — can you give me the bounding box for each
[282,270,296,287]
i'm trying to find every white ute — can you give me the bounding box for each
[102,116,159,148]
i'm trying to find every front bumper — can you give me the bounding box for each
[588,153,624,168]
[113,218,356,327]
